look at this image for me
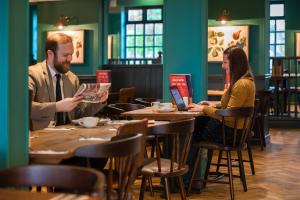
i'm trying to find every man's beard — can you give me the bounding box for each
[54,56,71,74]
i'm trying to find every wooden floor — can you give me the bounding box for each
[131,128,300,199]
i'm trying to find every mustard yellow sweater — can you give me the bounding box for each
[203,75,255,128]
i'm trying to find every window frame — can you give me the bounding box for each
[124,6,163,59]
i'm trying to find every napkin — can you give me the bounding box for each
[79,137,110,142]
[30,150,68,154]
[44,127,76,131]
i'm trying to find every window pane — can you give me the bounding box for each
[276,45,285,56]
[147,8,162,21]
[145,24,154,35]
[270,33,275,44]
[270,45,275,57]
[136,36,144,47]
[155,47,162,57]
[155,35,163,46]
[145,36,154,46]
[126,36,135,47]
[270,20,275,32]
[136,48,144,58]
[126,24,135,35]
[155,23,163,34]
[128,9,143,21]
[136,24,144,35]
[276,32,285,44]
[126,48,134,58]
[276,20,285,31]
[145,47,154,58]
[270,4,284,17]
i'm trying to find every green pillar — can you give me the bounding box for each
[0,0,29,168]
[163,0,208,102]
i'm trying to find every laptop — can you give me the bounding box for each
[169,85,188,111]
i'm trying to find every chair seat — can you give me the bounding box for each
[141,158,189,177]
[196,141,243,151]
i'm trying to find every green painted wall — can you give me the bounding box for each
[164,0,208,102]
[36,0,103,75]
[285,0,300,57]
[0,0,29,168]
[122,0,163,7]
[208,0,267,75]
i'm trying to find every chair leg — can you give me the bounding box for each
[226,151,234,200]
[238,150,247,192]
[163,177,170,200]
[257,118,266,150]
[187,147,202,196]
[203,149,213,188]
[216,150,223,173]
[178,176,187,200]
[246,140,255,175]
[147,177,154,196]
[139,176,147,200]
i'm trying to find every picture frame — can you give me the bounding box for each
[208,25,249,62]
[296,32,300,57]
[47,30,84,64]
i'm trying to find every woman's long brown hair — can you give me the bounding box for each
[224,46,254,93]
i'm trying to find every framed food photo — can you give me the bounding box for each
[208,25,249,62]
[296,32,300,58]
[47,30,84,64]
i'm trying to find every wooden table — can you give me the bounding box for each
[208,89,225,96]
[0,188,96,200]
[30,120,169,164]
[121,107,203,120]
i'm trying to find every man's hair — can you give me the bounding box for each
[45,33,73,58]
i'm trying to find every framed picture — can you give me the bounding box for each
[208,25,249,62]
[47,30,84,64]
[296,32,300,57]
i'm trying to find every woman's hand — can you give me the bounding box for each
[198,100,216,107]
[188,103,204,112]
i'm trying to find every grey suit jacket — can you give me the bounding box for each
[29,61,105,130]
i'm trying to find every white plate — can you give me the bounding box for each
[157,107,176,113]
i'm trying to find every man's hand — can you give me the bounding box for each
[56,96,83,112]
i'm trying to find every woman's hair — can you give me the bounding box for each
[224,46,253,89]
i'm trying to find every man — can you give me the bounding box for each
[29,33,107,130]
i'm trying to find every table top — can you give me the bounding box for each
[30,120,169,164]
[0,189,96,200]
[208,90,225,96]
[121,107,203,120]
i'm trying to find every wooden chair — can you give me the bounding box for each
[118,87,136,103]
[106,103,145,119]
[29,89,33,131]
[139,118,195,200]
[75,133,143,200]
[134,98,162,107]
[0,165,105,199]
[187,107,253,200]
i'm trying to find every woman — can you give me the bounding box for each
[188,46,255,144]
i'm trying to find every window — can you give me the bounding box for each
[30,5,38,65]
[270,1,285,73]
[125,6,163,59]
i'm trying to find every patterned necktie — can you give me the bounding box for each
[55,74,64,126]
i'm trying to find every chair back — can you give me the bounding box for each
[134,98,162,107]
[118,87,136,103]
[148,118,195,173]
[117,120,148,168]
[75,133,143,200]
[216,107,254,148]
[0,165,105,199]
[107,103,145,119]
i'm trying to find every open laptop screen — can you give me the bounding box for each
[169,85,188,111]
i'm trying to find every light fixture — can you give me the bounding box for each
[216,9,231,25]
[54,15,78,29]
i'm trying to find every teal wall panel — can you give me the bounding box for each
[164,0,208,102]
[36,0,103,75]
[0,0,29,169]
[122,0,163,7]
